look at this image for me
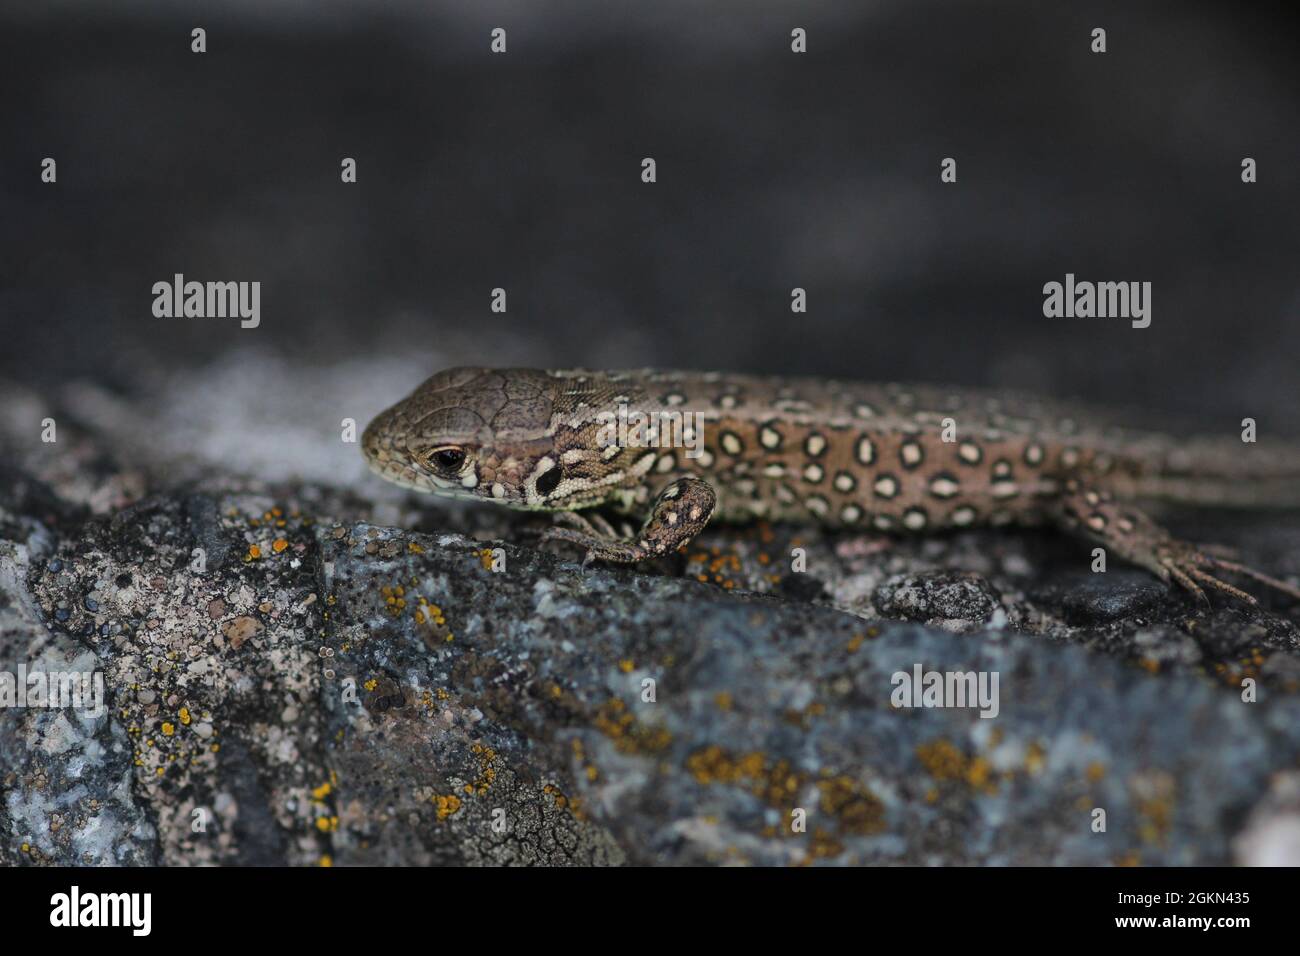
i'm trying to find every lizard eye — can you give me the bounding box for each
[429,447,466,472]
[535,464,562,496]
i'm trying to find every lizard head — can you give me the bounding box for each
[362,367,628,511]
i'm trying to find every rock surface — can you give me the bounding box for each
[3,377,1300,866]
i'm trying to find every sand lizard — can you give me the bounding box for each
[363,367,1300,606]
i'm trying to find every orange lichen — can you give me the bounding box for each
[593,698,673,754]
[816,775,886,836]
[433,794,462,820]
[915,739,997,794]
[1024,740,1046,774]
[684,746,803,808]
[1133,777,1175,845]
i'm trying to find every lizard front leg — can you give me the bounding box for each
[543,477,716,565]
[551,509,625,540]
[1053,480,1300,607]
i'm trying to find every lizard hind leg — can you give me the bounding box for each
[542,477,717,565]
[1053,481,1299,608]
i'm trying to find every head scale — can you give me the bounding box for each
[362,367,633,511]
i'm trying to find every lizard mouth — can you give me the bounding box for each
[363,452,497,506]
[362,454,426,492]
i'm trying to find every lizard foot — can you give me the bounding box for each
[1154,540,1300,608]
[1054,483,1299,610]
[541,477,716,565]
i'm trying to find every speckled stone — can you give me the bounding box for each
[3,407,1300,865]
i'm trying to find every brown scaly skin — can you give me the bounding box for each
[362,367,1300,605]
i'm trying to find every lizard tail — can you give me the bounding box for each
[1131,436,1300,509]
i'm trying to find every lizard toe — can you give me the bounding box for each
[1154,541,1297,607]
[1187,566,1257,605]
[1206,557,1300,602]
[1161,560,1210,608]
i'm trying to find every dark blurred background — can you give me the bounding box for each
[2,0,1297,449]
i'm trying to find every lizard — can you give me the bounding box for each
[362,367,1300,607]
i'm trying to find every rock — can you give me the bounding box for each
[1233,771,1300,866]
[1033,571,1166,625]
[0,539,158,865]
[3,391,1300,865]
[221,616,263,650]
[873,571,1000,633]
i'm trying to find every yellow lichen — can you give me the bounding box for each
[1133,775,1175,845]
[1024,740,1046,774]
[816,775,887,835]
[684,746,806,809]
[915,739,965,780]
[593,698,673,754]
[433,794,462,820]
[965,756,995,793]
